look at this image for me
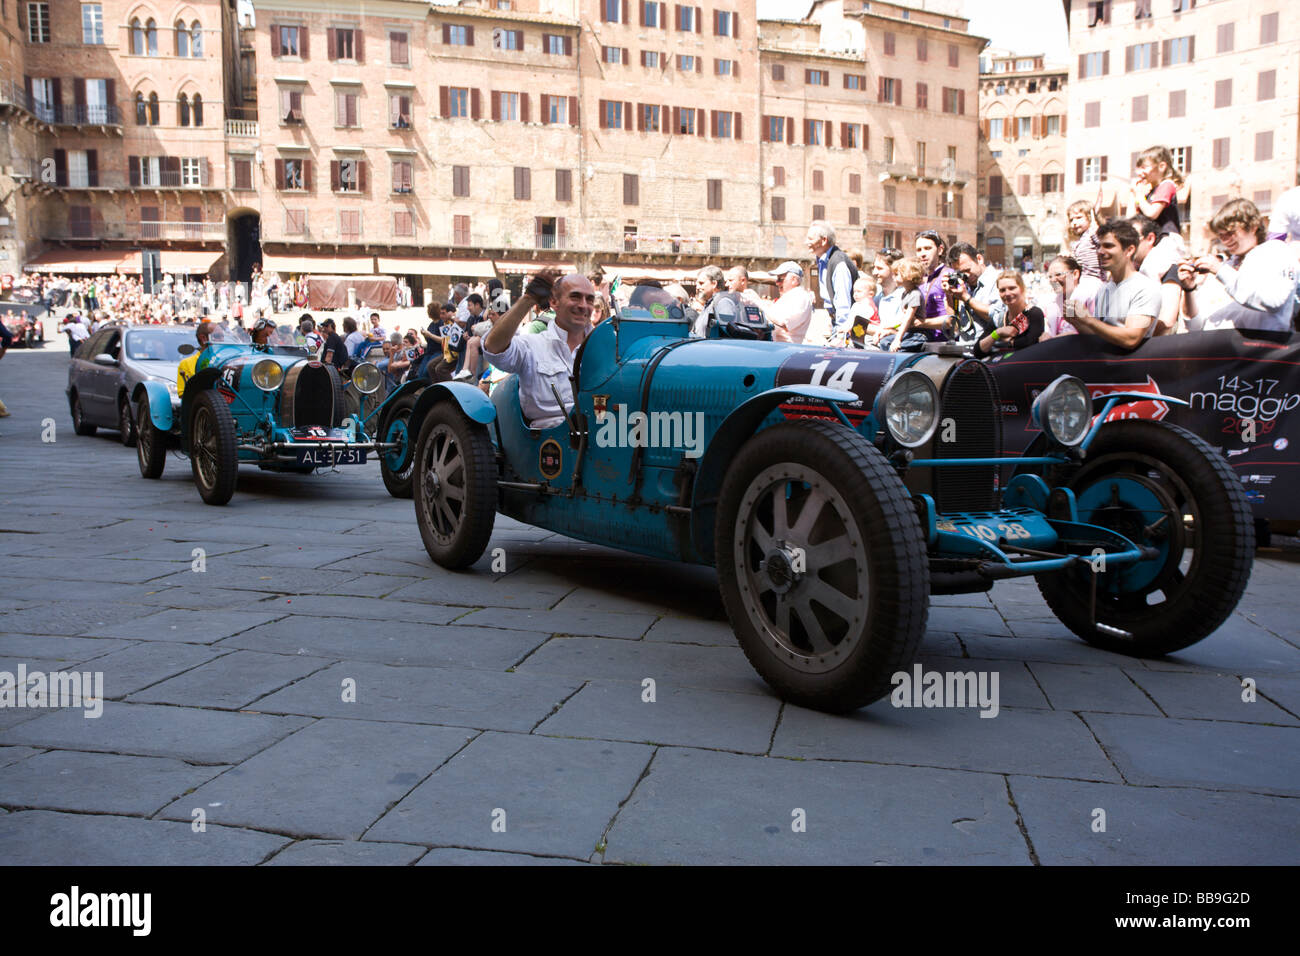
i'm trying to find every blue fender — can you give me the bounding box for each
[407,380,498,444]
[133,379,175,431]
[690,384,859,564]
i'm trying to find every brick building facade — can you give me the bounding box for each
[1065,0,1299,235]
[977,50,1068,269]
[4,0,984,286]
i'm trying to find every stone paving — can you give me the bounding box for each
[0,346,1297,865]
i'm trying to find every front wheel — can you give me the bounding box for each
[1035,420,1254,655]
[189,390,238,505]
[716,420,930,713]
[379,392,418,498]
[412,402,496,569]
[136,401,166,479]
[118,395,136,447]
[70,393,96,436]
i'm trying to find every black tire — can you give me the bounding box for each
[379,392,418,498]
[715,420,930,713]
[24,329,35,348]
[136,400,166,479]
[412,401,496,569]
[118,394,136,447]
[189,390,238,505]
[70,392,96,436]
[1035,420,1253,656]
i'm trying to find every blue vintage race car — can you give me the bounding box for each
[133,330,409,505]
[386,287,1253,712]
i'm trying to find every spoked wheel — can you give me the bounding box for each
[412,402,496,568]
[118,395,136,447]
[1036,420,1253,655]
[71,393,96,436]
[380,392,418,498]
[136,401,166,479]
[716,420,929,713]
[189,390,238,505]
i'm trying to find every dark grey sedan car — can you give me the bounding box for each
[66,324,192,444]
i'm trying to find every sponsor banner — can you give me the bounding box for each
[989,329,1300,521]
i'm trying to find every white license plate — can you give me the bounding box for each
[294,447,366,466]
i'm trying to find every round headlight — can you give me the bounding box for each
[876,369,939,448]
[351,362,382,395]
[1032,375,1092,447]
[251,359,284,392]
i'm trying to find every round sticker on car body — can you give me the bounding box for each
[539,438,564,479]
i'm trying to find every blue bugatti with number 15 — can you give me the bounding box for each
[388,285,1253,713]
[132,326,410,505]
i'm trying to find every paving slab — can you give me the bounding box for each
[603,747,1029,865]
[537,681,781,753]
[1008,775,1300,865]
[1083,713,1300,796]
[916,657,1052,710]
[0,749,227,815]
[0,810,288,865]
[456,607,656,640]
[220,618,548,670]
[417,848,588,866]
[129,586,285,611]
[928,605,1013,637]
[224,545,378,569]
[0,602,163,637]
[0,747,40,768]
[1122,669,1299,725]
[247,595,466,626]
[85,608,288,644]
[265,840,428,866]
[1256,676,1300,718]
[772,703,1121,781]
[642,617,738,646]
[1137,617,1300,674]
[366,732,653,858]
[148,564,365,594]
[129,650,332,710]
[386,573,574,610]
[3,579,180,605]
[160,719,475,840]
[80,643,225,698]
[252,661,581,732]
[1026,662,1163,716]
[516,636,769,697]
[1,702,311,765]
[0,633,133,664]
[2,556,181,584]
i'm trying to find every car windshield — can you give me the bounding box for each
[124,330,190,361]
[627,284,686,320]
[209,324,251,344]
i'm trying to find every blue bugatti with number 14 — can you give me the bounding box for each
[386,286,1254,713]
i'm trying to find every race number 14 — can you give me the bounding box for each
[808,360,858,391]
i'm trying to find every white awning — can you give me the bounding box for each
[376,256,496,278]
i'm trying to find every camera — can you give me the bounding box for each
[944,274,963,290]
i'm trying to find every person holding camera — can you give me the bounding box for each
[481,268,595,429]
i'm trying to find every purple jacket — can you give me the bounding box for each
[918,265,956,341]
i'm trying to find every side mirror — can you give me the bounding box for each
[93,352,118,367]
[177,343,196,356]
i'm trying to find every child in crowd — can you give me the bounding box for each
[1131,146,1184,236]
[882,258,925,352]
[847,276,878,348]
[1066,200,1104,280]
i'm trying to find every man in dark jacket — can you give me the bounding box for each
[805,220,858,346]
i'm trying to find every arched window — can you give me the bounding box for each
[135,91,147,124]
[178,92,190,126]
[130,18,144,55]
[174,20,188,57]
[148,92,159,125]
[192,93,203,126]
[145,18,158,56]
[191,20,202,56]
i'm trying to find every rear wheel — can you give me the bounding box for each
[136,401,166,479]
[118,394,136,447]
[379,392,418,498]
[716,420,929,713]
[70,392,96,436]
[190,390,238,505]
[413,402,496,569]
[1035,420,1253,655]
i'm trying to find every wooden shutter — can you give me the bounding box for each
[894,82,902,106]
[271,24,281,56]
[958,90,965,114]
[625,102,633,129]
[1183,146,1192,172]
[1075,158,1083,184]
[761,114,770,141]
[1078,53,1086,77]
[638,103,646,131]
[840,121,849,146]
[640,1,647,26]
[564,36,572,56]
[622,0,629,23]
[355,30,364,62]
[1060,114,1067,134]
[300,26,308,59]
[786,116,793,142]
[130,155,141,186]
[540,95,551,125]
[330,160,340,191]
[825,120,834,147]
[105,79,115,115]
[878,76,885,101]
[441,24,449,44]
[694,6,701,33]
[1124,45,1133,72]
[557,217,566,245]
[520,93,530,123]
[1100,156,1108,177]
[491,91,500,121]
[640,50,647,66]
[303,160,313,190]
[439,86,449,118]
[358,161,367,193]
[86,149,98,186]
[74,79,85,108]
[671,106,680,132]
[54,149,67,186]
[1032,115,1040,138]
[695,56,701,73]
[569,96,578,126]
[600,99,609,129]
[327,28,337,60]
[734,112,741,141]
[710,110,717,136]
[1102,51,1110,74]
[466,25,474,46]
[981,118,989,139]
[471,89,481,119]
